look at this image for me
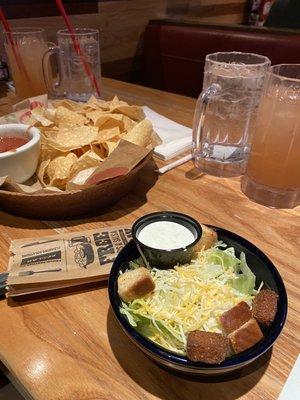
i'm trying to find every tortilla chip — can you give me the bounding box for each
[103,140,120,156]
[97,127,120,143]
[52,99,83,112]
[111,105,145,121]
[44,108,56,121]
[90,143,107,159]
[95,114,124,130]
[37,159,51,186]
[40,143,67,161]
[10,94,155,191]
[86,109,106,124]
[150,129,163,147]
[87,95,98,105]
[47,125,99,150]
[108,96,128,108]
[55,106,88,126]
[125,119,153,147]
[86,96,110,110]
[40,127,59,139]
[122,115,136,132]
[47,153,77,189]
[70,150,103,178]
[72,145,90,158]
[31,107,54,126]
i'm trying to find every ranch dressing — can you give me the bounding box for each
[138,221,195,250]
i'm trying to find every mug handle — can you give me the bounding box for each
[42,44,65,98]
[192,83,221,158]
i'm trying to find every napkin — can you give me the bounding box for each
[143,106,192,160]
[278,354,300,400]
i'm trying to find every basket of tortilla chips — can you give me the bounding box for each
[0,95,159,219]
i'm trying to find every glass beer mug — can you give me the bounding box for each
[3,27,49,100]
[242,64,300,208]
[192,52,270,177]
[42,28,101,102]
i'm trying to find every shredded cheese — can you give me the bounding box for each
[121,246,256,355]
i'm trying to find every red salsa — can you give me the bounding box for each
[0,136,29,153]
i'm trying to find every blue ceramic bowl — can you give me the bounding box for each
[108,226,287,375]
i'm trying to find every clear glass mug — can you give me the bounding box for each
[4,27,49,100]
[43,28,101,102]
[192,52,271,177]
[242,64,300,209]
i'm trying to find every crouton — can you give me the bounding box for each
[117,267,155,302]
[220,301,252,334]
[228,318,264,354]
[195,224,218,251]
[252,289,279,327]
[186,330,230,364]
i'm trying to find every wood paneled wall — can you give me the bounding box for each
[1,0,98,18]
[167,0,248,24]
[0,1,168,81]
[0,0,248,82]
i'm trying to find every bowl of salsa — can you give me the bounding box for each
[0,124,40,183]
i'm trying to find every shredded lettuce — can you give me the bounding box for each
[128,257,144,270]
[229,252,256,294]
[120,243,259,355]
[203,247,240,271]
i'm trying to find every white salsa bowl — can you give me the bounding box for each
[0,124,41,183]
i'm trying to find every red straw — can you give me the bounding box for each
[0,7,31,81]
[55,0,100,97]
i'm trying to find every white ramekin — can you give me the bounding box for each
[0,124,41,183]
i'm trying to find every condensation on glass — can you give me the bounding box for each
[42,28,101,102]
[4,27,48,100]
[242,64,300,208]
[192,52,270,177]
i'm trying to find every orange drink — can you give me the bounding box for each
[242,64,300,208]
[4,28,48,100]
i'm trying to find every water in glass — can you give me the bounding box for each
[193,52,270,177]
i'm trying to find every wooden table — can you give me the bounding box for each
[0,78,299,400]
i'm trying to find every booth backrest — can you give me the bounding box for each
[143,21,300,97]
